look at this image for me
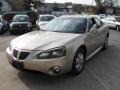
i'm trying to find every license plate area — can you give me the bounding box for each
[11,60,24,70]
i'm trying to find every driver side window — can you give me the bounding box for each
[88,18,96,32]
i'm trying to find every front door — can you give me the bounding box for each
[94,18,107,48]
[85,18,99,57]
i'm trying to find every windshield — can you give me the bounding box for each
[99,16,105,19]
[42,17,87,34]
[13,16,29,22]
[115,17,120,22]
[39,16,54,21]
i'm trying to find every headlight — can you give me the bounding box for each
[40,24,45,28]
[28,23,32,27]
[37,47,66,59]
[10,24,13,28]
[38,23,46,28]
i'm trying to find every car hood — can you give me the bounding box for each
[38,21,48,25]
[11,31,81,51]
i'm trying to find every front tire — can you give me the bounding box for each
[72,48,86,75]
[116,25,120,32]
[0,27,5,34]
[10,31,14,35]
[102,37,109,50]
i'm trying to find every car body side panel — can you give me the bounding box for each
[97,24,109,47]
[6,16,109,75]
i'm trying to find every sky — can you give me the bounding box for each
[45,0,96,5]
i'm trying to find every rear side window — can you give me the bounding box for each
[40,16,54,21]
[115,17,120,22]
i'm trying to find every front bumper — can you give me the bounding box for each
[6,47,69,76]
[10,27,32,33]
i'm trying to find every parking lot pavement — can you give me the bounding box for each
[0,30,120,90]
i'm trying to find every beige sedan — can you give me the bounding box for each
[6,15,109,76]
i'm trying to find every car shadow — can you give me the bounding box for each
[18,67,106,90]
[17,46,114,90]
[0,31,19,37]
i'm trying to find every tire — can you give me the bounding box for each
[0,30,3,34]
[10,31,14,35]
[72,48,86,75]
[36,25,39,30]
[102,37,109,50]
[0,27,5,34]
[116,25,120,32]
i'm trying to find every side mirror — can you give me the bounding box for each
[89,24,97,33]
[113,20,116,22]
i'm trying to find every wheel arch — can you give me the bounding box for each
[76,45,87,57]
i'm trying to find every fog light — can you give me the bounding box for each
[51,66,61,74]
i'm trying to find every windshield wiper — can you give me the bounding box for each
[51,31,64,33]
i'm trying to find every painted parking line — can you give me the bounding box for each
[87,68,109,90]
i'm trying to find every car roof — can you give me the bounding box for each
[14,15,29,17]
[60,15,95,19]
[39,14,55,17]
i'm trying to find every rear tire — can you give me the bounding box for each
[10,31,14,35]
[71,48,86,75]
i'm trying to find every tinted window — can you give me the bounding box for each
[89,18,96,30]
[115,17,120,22]
[104,17,110,21]
[13,16,29,22]
[42,17,87,34]
[40,16,54,21]
[99,16,105,19]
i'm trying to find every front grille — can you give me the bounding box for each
[19,52,29,60]
[13,49,18,58]
[13,49,30,60]
[13,24,27,28]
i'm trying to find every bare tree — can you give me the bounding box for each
[95,0,115,14]
[103,0,115,7]
[52,2,59,11]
